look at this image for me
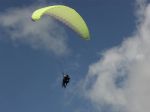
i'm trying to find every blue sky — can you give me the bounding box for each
[1,0,150,112]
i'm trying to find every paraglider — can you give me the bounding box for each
[31,5,90,88]
[31,5,90,40]
[62,73,70,88]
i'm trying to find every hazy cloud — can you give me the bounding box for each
[83,0,150,112]
[0,6,69,56]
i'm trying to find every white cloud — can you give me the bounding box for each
[0,6,69,56]
[83,0,150,112]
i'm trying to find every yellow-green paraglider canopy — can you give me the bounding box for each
[31,5,90,40]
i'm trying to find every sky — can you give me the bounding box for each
[0,0,150,112]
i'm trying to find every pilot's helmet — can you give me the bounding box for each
[63,74,67,77]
